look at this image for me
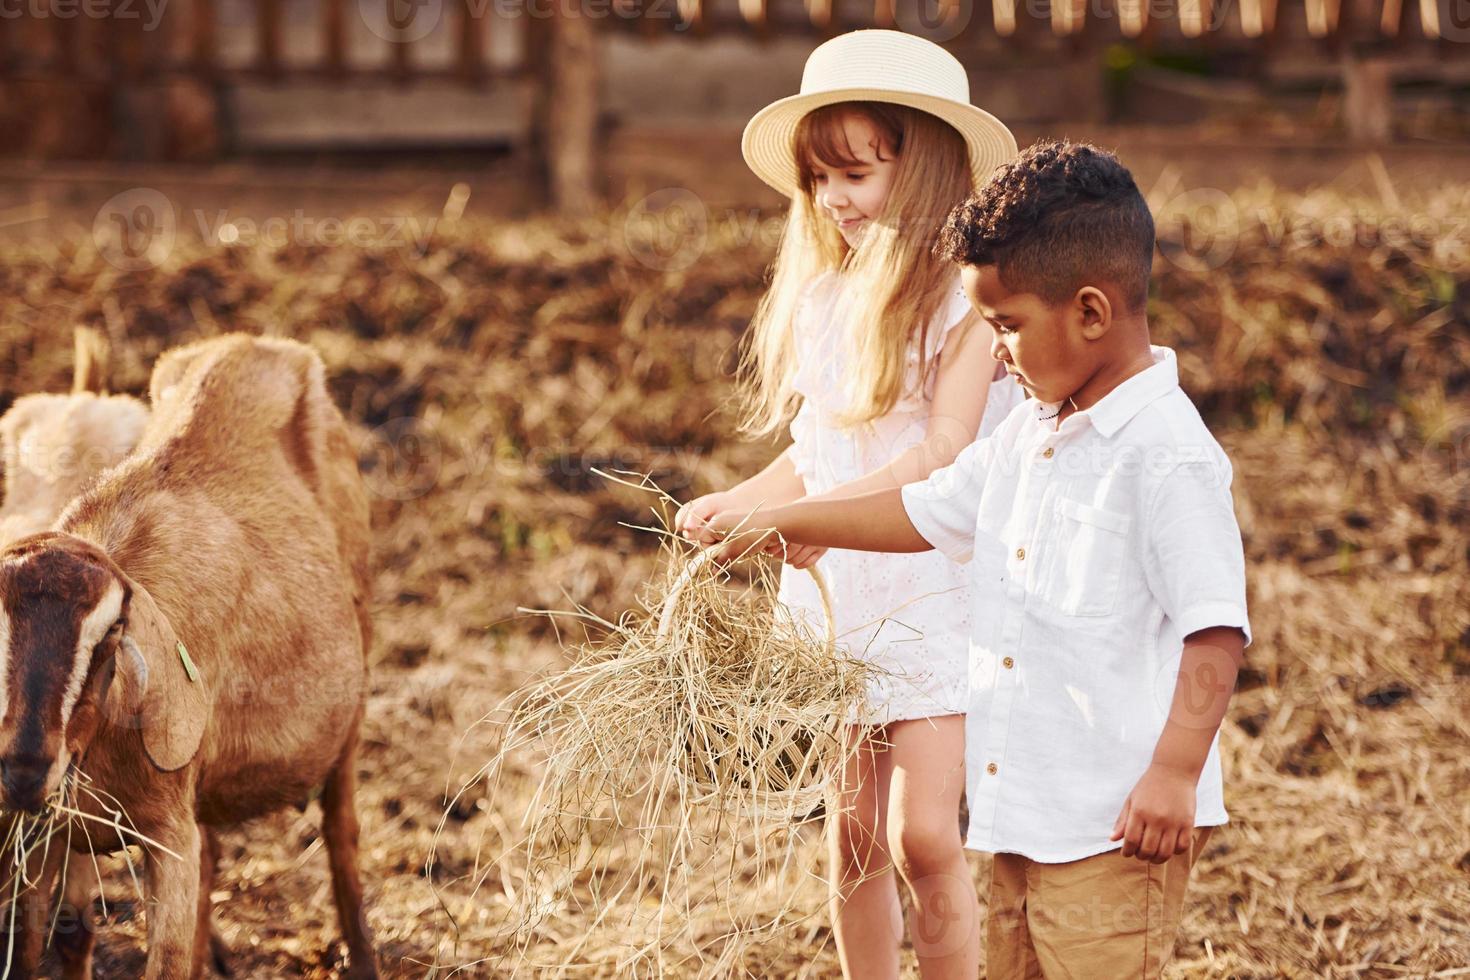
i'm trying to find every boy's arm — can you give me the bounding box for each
[1113,457,1253,864]
[705,487,931,563]
[1111,626,1245,863]
[704,427,998,564]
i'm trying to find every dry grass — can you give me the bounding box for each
[426,491,880,977]
[0,177,1463,976]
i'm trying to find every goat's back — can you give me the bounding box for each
[144,335,371,618]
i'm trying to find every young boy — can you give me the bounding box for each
[696,139,1251,977]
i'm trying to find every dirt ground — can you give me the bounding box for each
[0,146,1465,977]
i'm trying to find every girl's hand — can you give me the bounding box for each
[675,491,736,546]
[704,508,779,566]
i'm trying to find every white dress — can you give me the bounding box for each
[777,269,1024,725]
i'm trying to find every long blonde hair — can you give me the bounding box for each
[736,101,974,439]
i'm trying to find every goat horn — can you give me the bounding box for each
[121,636,150,690]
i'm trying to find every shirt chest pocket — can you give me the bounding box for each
[1036,497,1133,618]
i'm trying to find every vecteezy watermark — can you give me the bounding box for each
[618,188,790,272]
[93,188,177,272]
[891,0,974,41]
[195,209,438,251]
[1151,637,1242,733]
[619,189,710,273]
[1150,181,1470,272]
[1420,414,1470,504]
[1153,187,1240,273]
[359,417,444,503]
[359,0,698,42]
[358,0,442,43]
[92,189,440,270]
[0,0,168,31]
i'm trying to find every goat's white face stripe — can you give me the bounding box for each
[0,552,27,731]
[62,580,124,730]
[0,551,124,734]
[0,606,10,729]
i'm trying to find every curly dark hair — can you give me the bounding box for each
[933,139,1154,312]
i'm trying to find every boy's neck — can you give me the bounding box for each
[1056,328,1156,427]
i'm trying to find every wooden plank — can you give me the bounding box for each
[992,0,1018,36]
[324,0,347,76]
[54,7,80,76]
[456,0,485,82]
[1417,0,1440,36]
[1240,0,1265,36]
[1379,0,1403,35]
[257,0,282,76]
[675,0,709,35]
[1180,0,1207,36]
[639,0,665,36]
[391,0,412,80]
[942,0,968,38]
[1118,0,1149,37]
[744,0,774,33]
[192,0,217,74]
[1052,0,1086,34]
[1305,0,1343,35]
[1261,0,1279,34]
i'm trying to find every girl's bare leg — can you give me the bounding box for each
[827,725,903,980]
[885,715,980,980]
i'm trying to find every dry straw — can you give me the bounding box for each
[431,472,885,976]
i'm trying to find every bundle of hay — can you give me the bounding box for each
[523,541,861,816]
[437,476,883,973]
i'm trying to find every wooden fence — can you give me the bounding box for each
[0,0,1462,208]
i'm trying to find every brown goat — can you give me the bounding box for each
[0,334,377,978]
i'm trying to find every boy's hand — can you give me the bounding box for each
[1110,762,1197,864]
[778,543,827,570]
[703,508,781,565]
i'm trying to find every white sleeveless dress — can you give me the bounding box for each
[777,269,1024,726]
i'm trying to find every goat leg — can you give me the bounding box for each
[55,855,99,980]
[143,818,201,980]
[189,824,231,980]
[0,815,60,980]
[320,717,378,980]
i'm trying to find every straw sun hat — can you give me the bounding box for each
[741,29,1018,199]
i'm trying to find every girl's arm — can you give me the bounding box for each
[675,446,809,543]
[725,446,808,509]
[805,312,998,501]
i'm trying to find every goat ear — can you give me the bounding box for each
[117,573,209,772]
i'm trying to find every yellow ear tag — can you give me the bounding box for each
[177,642,200,683]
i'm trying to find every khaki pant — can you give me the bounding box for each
[985,827,1214,979]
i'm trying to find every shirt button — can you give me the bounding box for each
[1042,447,1054,458]
[986,762,998,775]
[1002,656,1014,669]
[1015,547,1026,560]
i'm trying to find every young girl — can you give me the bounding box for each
[675,30,1021,980]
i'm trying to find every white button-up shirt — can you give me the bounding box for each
[899,345,1251,863]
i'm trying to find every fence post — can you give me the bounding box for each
[540,0,602,214]
[1342,51,1392,142]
